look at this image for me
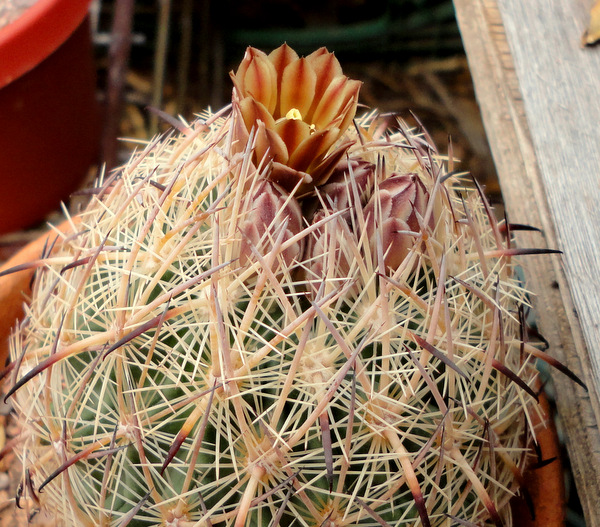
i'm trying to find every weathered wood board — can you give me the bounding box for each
[453,0,600,524]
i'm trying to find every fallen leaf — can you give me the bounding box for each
[582,0,600,46]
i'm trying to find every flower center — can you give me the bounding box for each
[285,108,302,120]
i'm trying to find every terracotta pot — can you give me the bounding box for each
[0,0,100,235]
[0,228,566,526]
[0,220,74,366]
[511,390,566,526]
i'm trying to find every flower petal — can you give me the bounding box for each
[238,97,276,133]
[268,43,299,77]
[231,47,256,93]
[305,49,343,121]
[279,57,317,120]
[240,48,278,114]
[268,44,299,118]
[311,76,355,131]
[254,121,289,167]
[268,162,313,194]
[306,142,354,189]
[305,47,331,61]
[275,118,312,158]
[288,127,339,173]
[233,47,267,94]
[330,79,361,134]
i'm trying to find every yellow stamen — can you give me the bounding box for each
[286,108,302,120]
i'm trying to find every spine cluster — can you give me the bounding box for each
[6,45,573,527]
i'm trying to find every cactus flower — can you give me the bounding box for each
[231,44,361,194]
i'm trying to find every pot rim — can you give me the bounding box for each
[0,0,92,89]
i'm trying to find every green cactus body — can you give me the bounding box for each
[9,94,544,525]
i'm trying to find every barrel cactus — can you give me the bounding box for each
[5,44,574,526]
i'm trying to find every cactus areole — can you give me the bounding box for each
[7,44,574,526]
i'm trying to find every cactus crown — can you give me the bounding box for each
[7,45,558,527]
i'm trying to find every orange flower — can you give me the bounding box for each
[231,44,361,194]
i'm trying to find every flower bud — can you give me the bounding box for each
[318,159,374,213]
[238,181,304,270]
[302,210,353,298]
[364,174,433,270]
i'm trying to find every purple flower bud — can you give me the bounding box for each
[238,181,304,270]
[302,210,353,297]
[318,159,374,213]
[364,174,433,270]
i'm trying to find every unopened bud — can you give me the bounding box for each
[364,174,433,270]
[303,211,354,298]
[318,159,374,213]
[238,181,304,270]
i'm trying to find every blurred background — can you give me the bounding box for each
[90,0,497,190]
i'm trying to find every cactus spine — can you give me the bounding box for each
[7,45,563,527]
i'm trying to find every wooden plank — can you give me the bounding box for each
[453,1,600,524]
[499,0,600,384]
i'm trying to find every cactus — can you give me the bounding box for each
[6,45,575,527]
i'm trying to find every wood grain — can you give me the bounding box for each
[453,1,600,524]
[498,0,600,389]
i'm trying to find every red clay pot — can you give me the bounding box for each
[511,389,566,526]
[0,0,100,235]
[0,220,76,366]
